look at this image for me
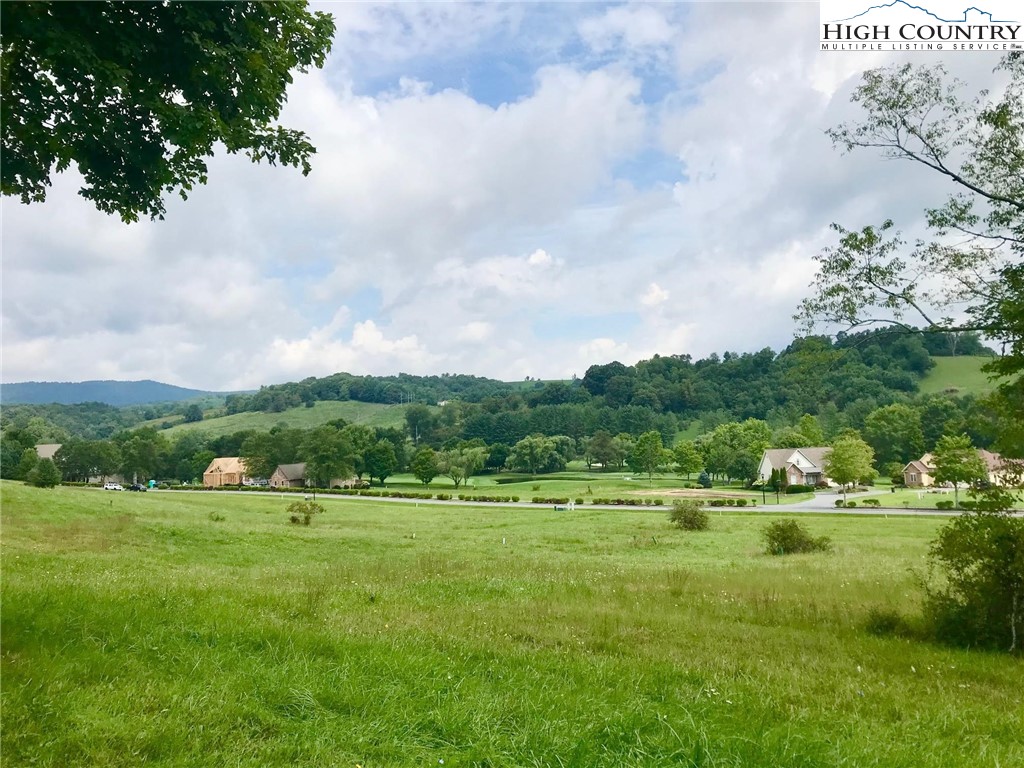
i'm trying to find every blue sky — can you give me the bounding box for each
[1,2,1004,389]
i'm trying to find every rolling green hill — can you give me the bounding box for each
[918,356,996,397]
[156,400,422,438]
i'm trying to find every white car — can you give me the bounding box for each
[103,483,124,491]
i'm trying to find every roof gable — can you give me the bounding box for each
[204,457,245,475]
[762,447,832,471]
[35,443,62,460]
[275,463,307,481]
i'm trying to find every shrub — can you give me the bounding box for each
[936,500,955,510]
[762,519,832,556]
[669,499,709,531]
[845,501,857,508]
[958,500,977,511]
[709,499,725,507]
[735,498,747,507]
[26,458,61,488]
[865,607,915,638]
[697,472,712,489]
[575,497,584,505]
[287,500,325,526]
[862,498,881,508]
[923,509,1024,652]
[511,496,519,502]
[653,498,664,506]
[785,484,814,494]
[835,498,847,507]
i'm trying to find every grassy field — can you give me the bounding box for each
[857,487,1024,511]
[919,356,997,396]
[153,400,418,437]
[3,483,1021,767]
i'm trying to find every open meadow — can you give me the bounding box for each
[146,400,415,437]
[2,483,1021,767]
[917,356,996,397]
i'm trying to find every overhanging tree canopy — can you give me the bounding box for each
[1,1,335,221]
[798,53,1023,455]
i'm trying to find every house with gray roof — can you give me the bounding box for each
[270,462,308,488]
[758,447,832,487]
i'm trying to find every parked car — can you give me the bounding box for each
[127,483,147,492]
[103,483,124,491]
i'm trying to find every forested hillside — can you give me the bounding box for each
[224,329,989,427]
[0,379,222,406]
[0,329,1005,487]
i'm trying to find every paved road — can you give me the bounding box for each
[164,488,974,517]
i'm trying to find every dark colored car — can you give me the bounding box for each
[127,483,147,492]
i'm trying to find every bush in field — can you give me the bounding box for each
[287,500,325,526]
[669,499,709,531]
[865,607,916,638]
[697,472,712,488]
[924,507,1024,652]
[763,519,832,555]
[26,458,61,488]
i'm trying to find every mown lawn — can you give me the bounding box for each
[386,471,812,506]
[2,483,1021,767]
[859,487,1024,511]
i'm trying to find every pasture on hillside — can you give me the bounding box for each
[2,483,1021,767]
[152,400,417,437]
[918,356,997,397]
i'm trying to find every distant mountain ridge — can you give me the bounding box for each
[0,379,223,406]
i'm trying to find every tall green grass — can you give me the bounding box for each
[2,483,1021,766]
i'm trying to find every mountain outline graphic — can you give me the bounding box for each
[827,1,1017,23]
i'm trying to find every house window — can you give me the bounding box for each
[909,473,918,483]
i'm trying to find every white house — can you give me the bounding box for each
[758,447,832,486]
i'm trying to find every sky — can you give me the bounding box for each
[0,1,1011,391]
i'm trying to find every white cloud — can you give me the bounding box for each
[1,3,1007,390]
[456,321,494,343]
[579,4,678,54]
[640,282,669,307]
